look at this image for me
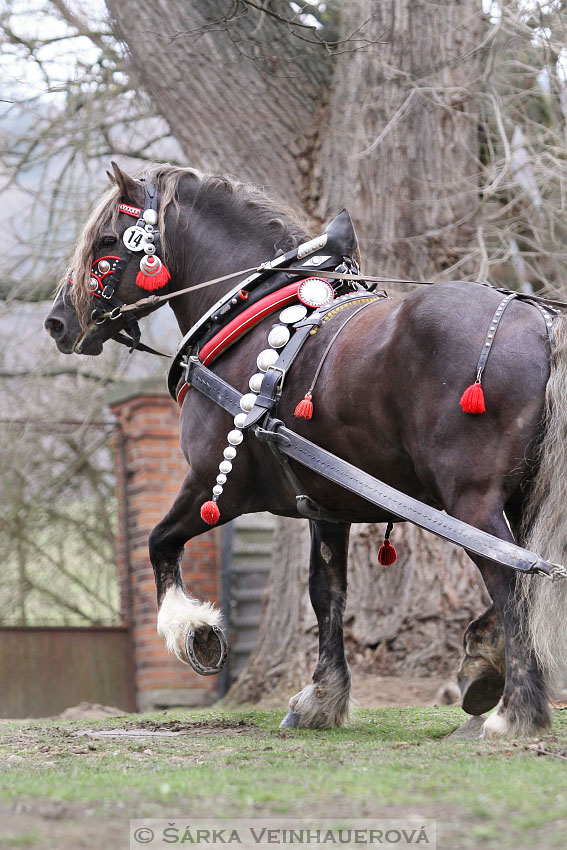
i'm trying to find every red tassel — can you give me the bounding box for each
[378,539,397,566]
[459,381,486,414]
[294,393,313,420]
[136,262,171,292]
[200,500,220,525]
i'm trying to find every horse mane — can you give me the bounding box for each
[63,162,308,329]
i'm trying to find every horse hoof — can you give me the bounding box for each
[459,669,504,716]
[279,710,301,729]
[185,625,228,675]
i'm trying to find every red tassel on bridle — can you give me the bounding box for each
[136,255,171,292]
[377,522,397,565]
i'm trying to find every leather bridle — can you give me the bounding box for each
[77,181,169,356]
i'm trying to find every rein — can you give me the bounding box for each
[84,188,567,360]
[95,264,567,324]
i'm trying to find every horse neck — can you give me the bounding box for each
[163,200,308,336]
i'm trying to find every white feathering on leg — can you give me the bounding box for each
[157,585,222,662]
[481,701,511,739]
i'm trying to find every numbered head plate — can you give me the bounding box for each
[123,225,148,252]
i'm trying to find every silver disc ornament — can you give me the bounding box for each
[279,304,307,325]
[298,277,335,308]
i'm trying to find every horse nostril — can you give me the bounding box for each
[45,317,65,337]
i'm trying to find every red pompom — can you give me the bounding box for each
[377,539,397,566]
[459,381,486,414]
[136,261,171,292]
[294,393,313,420]
[200,500,220,525]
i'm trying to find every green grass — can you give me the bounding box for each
[1,707,566,849]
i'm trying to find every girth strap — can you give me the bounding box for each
[184,360,557,577]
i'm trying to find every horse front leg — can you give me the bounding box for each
[149,470,232,676]
[280,520,352,729]
[451,498,550,738]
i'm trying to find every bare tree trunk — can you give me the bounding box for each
[315,0,482,279]
[232,0,489,702]
[107,0,331,206]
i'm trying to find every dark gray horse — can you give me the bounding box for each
[45,162,567,736]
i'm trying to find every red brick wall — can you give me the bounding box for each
[109,385,220,711]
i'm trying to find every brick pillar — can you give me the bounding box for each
[107,379,220,712]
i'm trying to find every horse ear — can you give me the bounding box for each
[106,169,116,185]
[110,161,141,203]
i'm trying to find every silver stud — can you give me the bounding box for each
[219,460,232,474]
[98,259,110,274]
[268,325,291,349]
[240,393,257,412]
[234,413,247,429]
[279,304,307,324]
[213,484,223,497]
[227,429,243,446]
[217,473,227,485]
[257,349,279,372]
[223,446,237,460]
[249,373,264,393]
[143,209,158,225]
[488,334,493,339]
[485,342,490,347]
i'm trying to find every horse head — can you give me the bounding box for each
[44,162,171,355]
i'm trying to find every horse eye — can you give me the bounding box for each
[102,235,117,247]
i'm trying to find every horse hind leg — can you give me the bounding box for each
[457,606,505,715]
[150,470,231,675]
[280,520,352,729]
[451,497,550,738]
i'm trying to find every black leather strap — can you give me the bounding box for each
[243,319,321,426]
[475,293,517,382]
[186,360,243,417]
[256,421,553,577]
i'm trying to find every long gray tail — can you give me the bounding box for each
[520,313,567,692]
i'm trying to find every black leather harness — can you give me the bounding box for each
[182,358,562,578]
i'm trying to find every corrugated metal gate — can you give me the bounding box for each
[220,513,274,692]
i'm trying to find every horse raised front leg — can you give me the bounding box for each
[281,520,352,729]
[451,498,550,738]
[149,470,231,676]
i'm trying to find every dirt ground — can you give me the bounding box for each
[245,674,461,712]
